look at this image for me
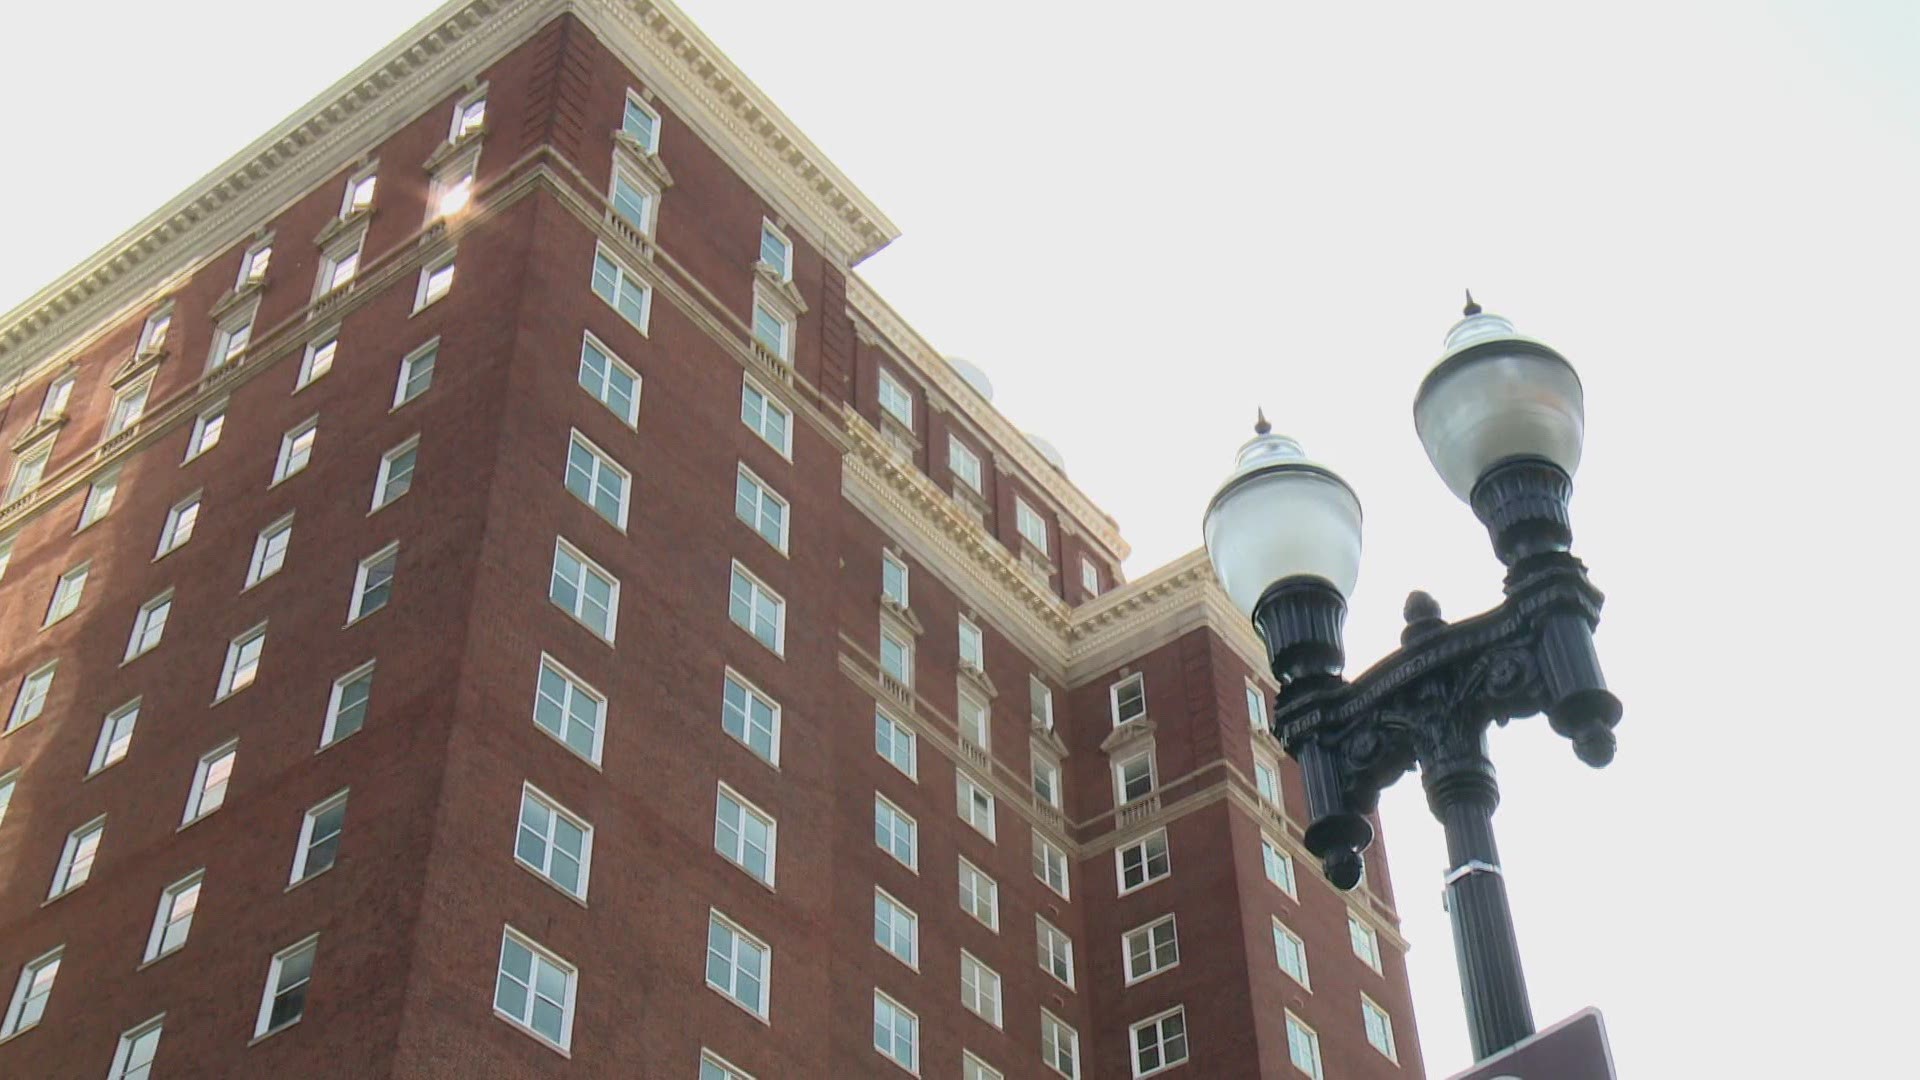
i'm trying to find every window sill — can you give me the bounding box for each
[136,947,184,972]
[40,885,84,908]
[705,984,772,1027]
[211,686,253,707]
[285,864,334,893]
[492,1009,572,1058]
[248,1018,301,1047]
[0,1022,39,1047]
[1123,960,1179,989]
[177,810,218,833]
[512,858,590,909]
[531,724,604,771]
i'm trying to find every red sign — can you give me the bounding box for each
[1446,1008,1616,1080]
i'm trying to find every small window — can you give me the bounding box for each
[713,783,776,887]
[705,911,770,1019]
[1285,1013,1323,1080]
[414,252,456,312]
[700,1051,753,1080]
[322,663,375,747]
[49,817,105,898]
[138,308,173,355]
[1349,913,1383,972]
[591,244,650,331]
[721,670,780,765]
[6,438,54,502]
[0,539,10,582]
[1033,832,1070,899]
[1117,829,1171,894]
[494,928,577,1053]
[741,377,792,457]
[342,167,378,216]
[874,711,916,779]
[534,655,605,764]
[217,624,268,699]
[44,562,89,625]
[1362,996,1398,1062]
[207,304,257,370]
[958,616,984,671]
[106,376,151,436]
[960,951,1002,1028]
[759,221,792,281]
[964,1051,1004,1080]
[290,791,348,885]
[1124,915,1180,984]
[958,692,990,752]
[517,784,593,899]
[77,469,118,529]
[185,401,226,460]
[1030,677,1054,731]
[1273,919,1310,989]
[39,372,75,422]
[728,562,785,655]
[109,1015,164,1080]
[1254,753,1282,807]
[1037,916,1075,989]
[750,299,792,362]
[1080,558,1101,598]
[7,662,58,732]
[873,888,918,968]
[145,871,203,962]
[579,333,641,426]
[565,430,631,528]
[240,239,273,285]
[316,230,365,295]
[949,435,983,493]
[429,152,478,220]
[1115,750,1155,805]
[878,626,912,688]
[348,544,398,622]
[874,794,917,870]
[0,770,16,828]
[274,418,318,484]
[183,742,236,824]
[1246,681,1266,733]
[610,163,655,234]
[1015,497,1048,552]
[156,493,201,557]
[622,91,660,152]
[126,591,171,660]
[256,936,319,1038]
[957,856,998,931]
[956,774,996,841]
[1041,1011,1080,1079]
[89,699,140,774]
[881,551,909,606]
[873,991,919,1072]
[1111,673,1146,726]
[450,90,487,141]
[248,514,295,587]
[2,947,63,1037]
[1031,754,1061,810]
[551,539,620,642]
[1261,835,1298,897]
[734,465,789,553]
[1130,1007,1190,1078]
[394,339,438,407]
[877,369,914,430]
[296,331,338,390]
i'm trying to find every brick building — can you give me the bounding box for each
[0,2,1424,1077]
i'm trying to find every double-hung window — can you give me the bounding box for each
[1015,497,1048,552]
[516,784,592,899]
[957,857,998,931]
[348,544,398,622]
[248,515,294,586]
[39,373,74,421]
[1031,677,1055,731]
[156,494,200,557]
[107,377,151,436]
[959,952,1002,1028]
[44,562,89,625]
[414,252,456,312]
[240,239,273,285]
[290,791,348,885]
[1124,915,1179,984]
[1246,680,1266,732]
[372,437,419,510]
[1033,832,1070,898]
[394,340,437,407]
[621,91,660,152]
[275,419,317,484]
[948,435,983,493]
[740,378,792,457]
[1111,673,1146,726]
[183,742,236,823]
[873,889,918,968]
[534,656,605,763]
[1081,558,1102,598]
[759,221,792,281]
[186,402,226,460]
[579,333,640,426]
[722,671,779,765]
[138,308,172,354]
[297,331,338,390]
[255,936,318,1038]
[751,297,792,363]
[8,662,58,732]
[590,244,650,331]
[881,552,909,606]
[728,562,784,654]
[6,438,54,502]
[956,775,995,840]
[705,912,770,1019]
[78,470,118,528]
[1032,754,1061,810]
[964,1052,1003,1080]
[89,699,140,774]
[322,663,374,747]
[1262,835,1298,897]
[0,770,16,828]
[109,1016,163,1079]
[1362,996,1398,1061]
[713,784,776,887]
[874,795,917,870]
[1349,913,1383,972]
[208,304,257,371]
[958,692,990,752]
[450,89,486,140]
[430,152,477,220]
[49,817,106,897]
[878,626,912,687]
[3,948,62,1037]
[1254,752,1283,807]
[565,431,630,528]
[1117,829,1171,893]
[550,540,619,641]
[1285,1013,1323,1079]
[316,230,364,295]
[701,1051,752,1080]
[1116,751,1156,804]
[610,161,656,233]
[873,991,918,1073]
[877,370,914,430]
[1041,1011,1080,1079]
[1130,1007,1190,1078]
[958,616,984,671]
[144,871,203,962]
[342,167,377,215]
[494,928,576,1053]
[217,624,267,699]
[874,711,916,778]
[1273,918,1310,988]
[734,466,789,553]
[1037,917,1075,988]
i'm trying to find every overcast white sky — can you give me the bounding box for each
[6,1,1917,1074]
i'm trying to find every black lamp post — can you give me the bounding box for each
[1202,296,1622,1063]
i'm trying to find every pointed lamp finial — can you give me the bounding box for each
[1463,289,1482,317]
[1254,408,1272,436]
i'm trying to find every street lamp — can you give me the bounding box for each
[1203,295,1622,1063]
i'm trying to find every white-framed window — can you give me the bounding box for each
[551,539,619,641]
[873,990,919,1073]
[759,220,792,281]
[107,376,152,436]
[964,1051,1004,1080]
[1273,918,1310,989]
[49,816,106,897]
[1081,558,1101,598]
[565,430,630,529]
[591,244,651,330]
[44,562,89,625]
[1285,1012,1323,1079]
[341,165,377,216]
[207,303,257,371]
[956,774,996,841]
[1041,1010,1080,1079]
[289,790,348,885]
[957,856,998,931]
[247,514,294,587]
[728,561,785,654]
[0,539,10,582]
[960,951,1003,1029]
[1031,677,1055,731]
[734,464,788,553]
[874,794,917,870]
[186,401,226,460]
[741,377,792,458]
[255,936,318,1038]
[874,710,916,779]
[240,238,274,286]
[296,330,338,390]
[322,662,374,747]
[534,655,605,764]
[449,86,487,140]
[413,252,456,312]
[1032,754,1061,810]
[1111,673,1146,726]
[881,551,909,606]
[372,437,419,511]
[7,662,58,732]
[1015,497,1048,552]
[348,544,398,622]
[1130,1006,1190,1078]
[714,783,777,887]
[611,161,657,233]
[579,332,640,426]
[394,339,438,407]
[155,493,200,557]
[78,469,118,528]
[183,741,236,824]
[958,616,985,671]
[1349,913,1383,972]
[1117,829,1171,894]
[722,670,780,765]
[274,418,318,484]
[316,229,365,295]
[705,911,770,1019]
[217,623,268,699]
[144,871,203,962]
[138,307,173,355]
[0,769,16,828]
[429,150,478,220]
[877,369,914,430]
[2,947,62,1037]
[1115,750,1156,805]
[1037,916,1075,989]
[89,699,140,774]
[751,298,792,362]
[108,1014,163,1079]
[1124,914,1179,985]
[621,90,660,152]
[1246,680,1266,732]
[700,1050,754,1080]
[516,783,592,899]
[958,693,990,754]
[949,435,983,493]
[39,372,75,422]
[7,437,55,502]
[1261,835,1298,897]
[1033,831,1070,899]
[873,888,919,969]
[1254,752,1282,807]
[494,928,576,1053]
[1362,995,1399,1061]
[878,626,912,688]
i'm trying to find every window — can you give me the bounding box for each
[578,333,640,426]
[551,540,619,641]
[44,562,89,625]
[107,377,151,436]
[256,936,318,1037]
[1124,915,1179,984]
[394,340,437,407]
[316,230,364,295]
[957,618,985,673]
[0,769,15,828]
[1362,996,1398,1061]
[1117,829,1171,893]
[297,331,338,389]
[155,494,200,557]
[874,711,916,778]
[958,692,989,752]
[290,791,348,884]
[1116,751,1156,805]
[956,775,995,840]
[1246,681,1266,732]
[183,742,236,823]
[1261,836,1298,897]
[1037,916,1075,988]
[207,304,256,370]
[960,952,1002,1028]
[373,437,419,510]
[186,402,226,460]
[591,244,650,330]
[78,470,118,528]
[414,253,456,312]
[1273,919,1310,988]
[39,373,75,421]
[714,784,776,886]
[145,871,203,962]
[534,656,605,763]
[878,627,912,687]
[89,699,139,774]
[274,418,318,484]
[1111,673,1146,726]
[751,300,791,362]
[451,90,487,140]
[6,439,53,502]
[722,671,779,765]
[874,795,917,870]
[734,465,788,552]
[759,221,792,281]
[948,435,983,493]
[957,857,998,931]
[7,662,57,731]
[49,817,105,897]
[1285,1013,1323,1079]
[1131,1007,1190,1078]
[621,91,660,152]
[138,308,173,354]
[565,431,630,528]
[701,1051,753,1080]
[873,991,918,1072]
[728,562,784,654]
[494,929,576,1052]
[1081,558,1101,598]
[1030,677,1054,731]
[964,1053,1002,1080]
[430,152,478,219]
[217,624,267,698]
[517,784,592,898]
[877,369,914,430]
[348,544,398,622]
[610,163,655,233]
[1254,753,1282,807]
[1041,1011,1080,1079]
[342,167,377,215]
[1032,754,1061,810]
[0,539,10,582]
[1033,832,1070,899]
[248,515,294,587]
[740,377,791,457]
[880,551,909,605]
[240,239,273,285]
[322,663,374,747]
[705,912,770,1018]
[1015,497,1048,551]
[2,948,61,1037]
[873,888,918,968]
[109,1016,163,1080]
[1349,913,1383,972]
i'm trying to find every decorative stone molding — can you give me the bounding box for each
[313,209,371,249]
[423,130,487,172]
[879,597,923,638]
[1099,718,1157,756]
[752,262,806,314]
[958,663,997,700]
[109,347,166,390]
[9,417,63,454]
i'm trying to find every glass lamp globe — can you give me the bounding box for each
[1203,418,1364,616]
